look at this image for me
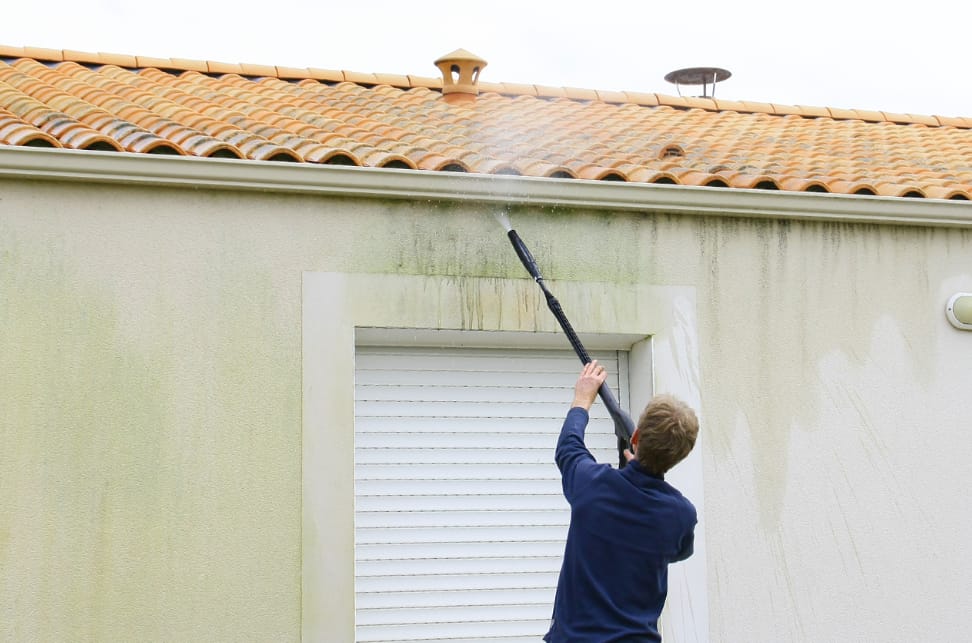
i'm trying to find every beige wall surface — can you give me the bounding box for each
[2,173,971,642]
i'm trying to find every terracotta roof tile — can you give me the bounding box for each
[1,46,971,199]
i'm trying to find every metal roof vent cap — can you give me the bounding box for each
[664,67,731,98]
[435,48,488,105]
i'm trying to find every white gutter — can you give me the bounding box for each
[2,146,971,228]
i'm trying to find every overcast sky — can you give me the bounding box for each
[4,0,969,118]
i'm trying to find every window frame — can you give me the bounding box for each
[302,271,706,642]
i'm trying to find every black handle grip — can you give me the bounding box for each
[507,230,542,281]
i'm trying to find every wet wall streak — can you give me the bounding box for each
[686,213,972,640]
[692,216,955,528]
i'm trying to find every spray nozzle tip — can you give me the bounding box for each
[492,209,513,232]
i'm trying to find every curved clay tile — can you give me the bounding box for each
[220,131,300,161]
[256,146,302,162]
[0,116,61,147]
[172,132,243,158]
[622,167,672,184]
[411,152,470,172]
[779,177,830,193]
[730,174,781,190]
[284,141,338,163]
[874,183,926,198]
[33,113,81,136]
[317,150,360,166]
[824,180,875,195]
[359,150,417,169]
[512,158,576,178]
[136,138,184,155]
[64,130,124,151]
[675,170,722,187]
[923,186,972,200]
[573,165,628,181]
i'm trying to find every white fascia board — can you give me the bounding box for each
[2,146,971,228]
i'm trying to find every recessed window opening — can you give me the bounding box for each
[352,342,635,642]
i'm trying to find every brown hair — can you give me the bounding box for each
[635,394,699,475]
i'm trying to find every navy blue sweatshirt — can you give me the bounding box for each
[544,407,696,642]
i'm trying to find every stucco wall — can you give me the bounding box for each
[2,173,971,642]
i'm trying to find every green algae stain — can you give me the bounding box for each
[0,225,300,640]
[0,234,173,640]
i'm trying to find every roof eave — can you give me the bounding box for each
[1,146,970,228]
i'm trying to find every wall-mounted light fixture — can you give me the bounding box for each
[946,292,972,330]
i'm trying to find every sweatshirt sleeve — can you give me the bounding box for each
[555,407,598,504]
[671,502,698,562]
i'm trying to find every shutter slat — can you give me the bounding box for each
[355,540,565,561]
[355,383,582,403]
[355,494,566,512]
[355,463,561,481]
[356,619,553,642]
[357,587,555,609]
[356,524,568,545]
[355,571,559,593]
[355,556,562,577]
[354,509,567,529]
[355,477,564,496]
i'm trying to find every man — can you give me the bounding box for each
[544,360,699,642]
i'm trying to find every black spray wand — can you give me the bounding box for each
[494,211,635,467]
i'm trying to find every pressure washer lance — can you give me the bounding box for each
[495,211,635,467]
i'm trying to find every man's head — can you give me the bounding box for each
[631,394,699,476]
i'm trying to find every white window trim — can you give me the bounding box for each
[302,271,707,642]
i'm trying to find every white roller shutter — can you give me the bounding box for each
[354,344,630,642]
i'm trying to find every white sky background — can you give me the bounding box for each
[3,0,970,117]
